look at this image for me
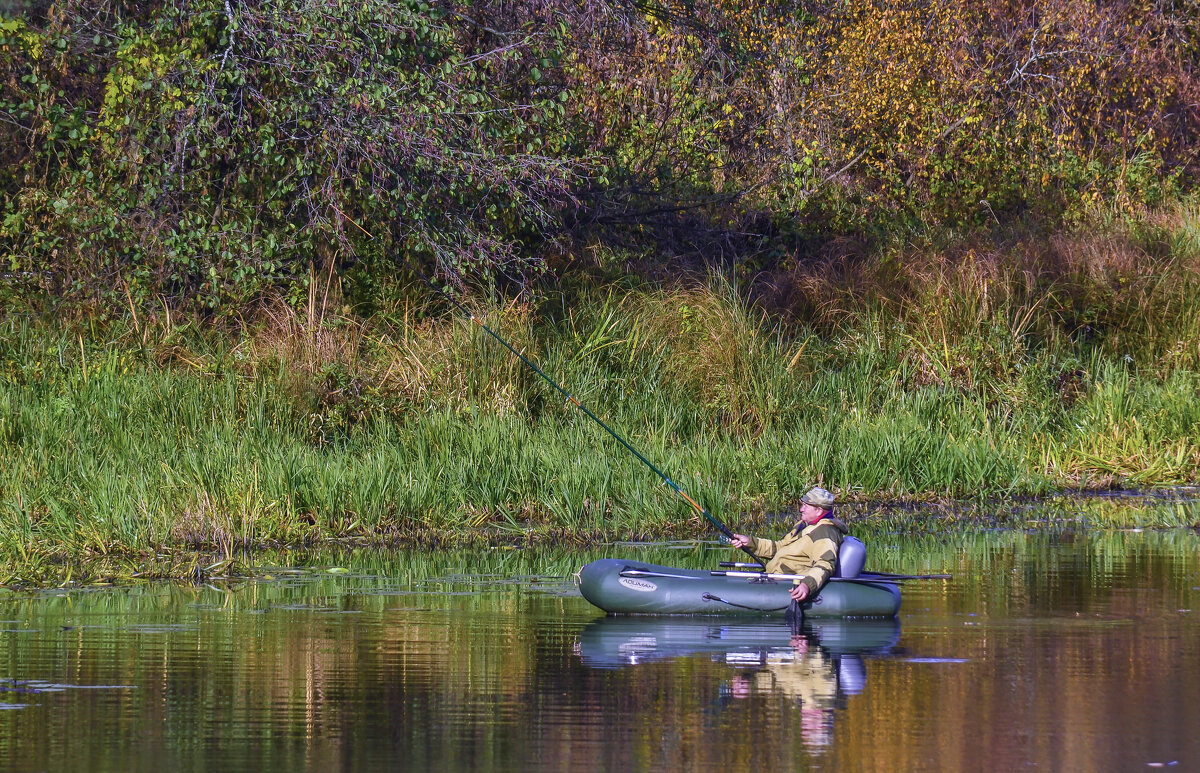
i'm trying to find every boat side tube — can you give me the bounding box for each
[577,559,901,618]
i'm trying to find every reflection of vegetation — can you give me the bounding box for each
[0,532,1196,771]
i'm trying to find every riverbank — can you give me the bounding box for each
[4,213,1200,583]
[0,490,1196,588]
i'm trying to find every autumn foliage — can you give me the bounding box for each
[1,0,1197,310]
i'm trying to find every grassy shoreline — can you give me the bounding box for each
[1,489,1197,588]
[4,212,1200,582]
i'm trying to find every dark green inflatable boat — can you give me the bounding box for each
[576,558,902,618]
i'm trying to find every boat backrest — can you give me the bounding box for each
[834,535,866,579]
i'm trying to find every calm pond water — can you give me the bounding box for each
[1,523,1198,771]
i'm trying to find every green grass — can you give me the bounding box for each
[1,208,1199,580]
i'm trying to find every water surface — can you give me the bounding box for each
[0,527,1197,771]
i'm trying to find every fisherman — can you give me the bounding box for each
[729,486,846,603]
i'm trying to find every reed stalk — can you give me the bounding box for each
[1,208,1198,574]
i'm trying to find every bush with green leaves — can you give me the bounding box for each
[1,1,583,310]
[1,0,1196,313]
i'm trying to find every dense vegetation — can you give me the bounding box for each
[1,2,1198,578]
[2,0,1197,307]
[2,207,1199,578]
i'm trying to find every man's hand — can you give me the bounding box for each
[730,533,751,549]
[790,582,810,602]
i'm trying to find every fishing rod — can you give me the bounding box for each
[333,207,762,566]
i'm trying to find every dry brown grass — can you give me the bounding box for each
[221,292,550,419]
[238,302,366,375]
[750,202,1200,382]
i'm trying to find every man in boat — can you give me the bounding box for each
[729,486,846,603]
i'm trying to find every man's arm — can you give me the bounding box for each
[730,533,776,560]
[793,528,842,595]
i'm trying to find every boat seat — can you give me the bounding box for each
[834,535,866,579]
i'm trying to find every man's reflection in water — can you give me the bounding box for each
[726,632,844,750]
[573,615,894,749]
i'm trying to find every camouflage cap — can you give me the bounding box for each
[801,486,835,509]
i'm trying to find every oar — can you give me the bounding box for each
[787,592,803,630]
[710,566,955,580]
[619,569,702,580]
[854,571,953,581]
[717,563,952,581]
[332,205,763,566]
[619,566,907,585]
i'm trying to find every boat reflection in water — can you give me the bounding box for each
[575,617,901,750]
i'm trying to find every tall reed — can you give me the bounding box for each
[1,207,1198,570]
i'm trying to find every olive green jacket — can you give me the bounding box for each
[747,517,848,593]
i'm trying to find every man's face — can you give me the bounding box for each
[799,502,826,524]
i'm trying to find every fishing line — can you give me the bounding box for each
[332,206,761,565]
